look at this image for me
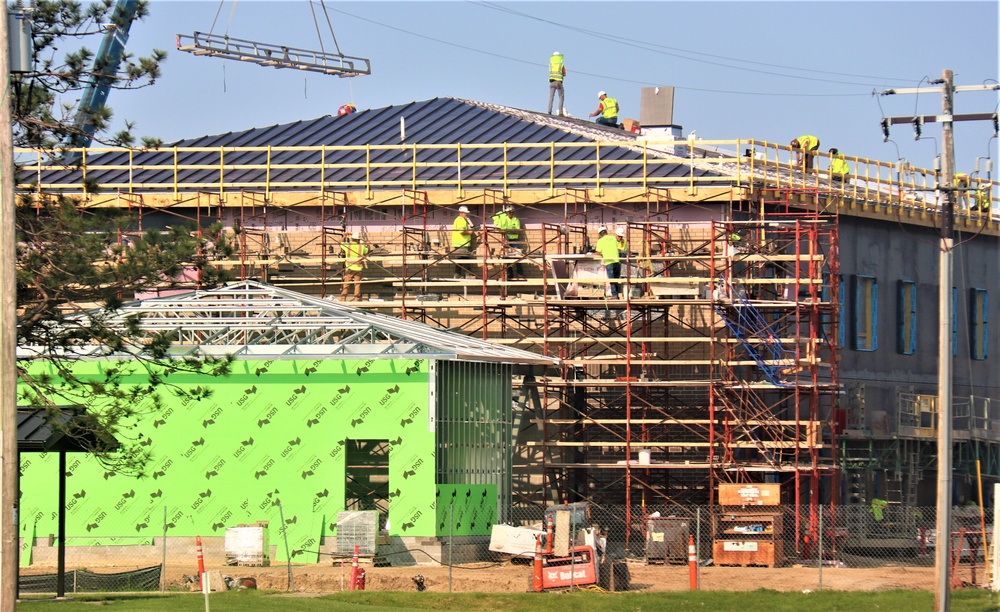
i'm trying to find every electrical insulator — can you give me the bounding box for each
[912,117,923,140]
[987,159,994,174]
[880,118,890,142]
[934,156,942,173]
[993,113,999,137]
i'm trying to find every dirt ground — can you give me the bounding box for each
[181,560,946,594]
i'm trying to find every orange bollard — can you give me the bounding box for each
[687,534,697,590]
[195,535,206,590]
[532,535,544,592]
[348,544,360,591]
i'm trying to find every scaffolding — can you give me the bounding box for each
[17,137,1000,545]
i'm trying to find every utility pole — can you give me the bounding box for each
[880,69,1000,612]
[935,68,956,612]
[0,6,17,612]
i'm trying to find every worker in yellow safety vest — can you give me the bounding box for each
[547,52,566,116]
[828,148,851,179]
[976,186,992,215]
[589,91,619,128]
[492,205,526,279]
[452,206,478,278]
[790,135,820,170]
[592,226,622,298]
[340,231,370,301]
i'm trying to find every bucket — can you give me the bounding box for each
[638,449,651,465]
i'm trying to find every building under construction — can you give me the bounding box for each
[20,93,1000,528]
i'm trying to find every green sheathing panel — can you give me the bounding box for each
[435,485,498,536]
[19,357,436,560]
[434,361,511,524]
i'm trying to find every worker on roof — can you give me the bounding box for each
[591,225,622,299]
[547,52,566,116]
[790,135,820,170]
[340,231,369,301]
[451,206,478,279]
[828,148,851,180]
[338,103,357,116]
[589,92,619,128]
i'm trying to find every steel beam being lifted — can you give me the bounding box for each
[175,31,371,77]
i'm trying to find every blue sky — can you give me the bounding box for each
[108,1,998,174]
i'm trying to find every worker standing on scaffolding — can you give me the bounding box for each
[340,231,369,301]
[592,226,621,299]
[452,206,477,278]
[492,205,526,279]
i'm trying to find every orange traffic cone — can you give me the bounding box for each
[532,535,544,592]
[348,544,360,590]
[196,535,206,591]
[688,534,697,590]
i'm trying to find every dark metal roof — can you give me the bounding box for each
[32,97,724,191]
[17,408,119,453]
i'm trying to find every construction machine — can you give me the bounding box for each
[529,502,629,592]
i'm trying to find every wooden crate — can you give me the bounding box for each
[713,511,783,567]
[712,539,783,567]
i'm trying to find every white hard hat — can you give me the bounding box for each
[615,227,625,237]
[503,204,514,213]
[553,51,561,56]
[598,225,608,233]
[598,91,607,98]
[458,206,470,213]
[351,231,360,239]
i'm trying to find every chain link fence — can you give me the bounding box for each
[16,503,995,593]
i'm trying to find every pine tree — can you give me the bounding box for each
[12,1,232,474]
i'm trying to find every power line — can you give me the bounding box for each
[325,6,870,99]
[474,1,916,87]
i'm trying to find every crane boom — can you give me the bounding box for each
[64,0,140,160]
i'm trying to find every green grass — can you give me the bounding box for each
[15,589,1000,611]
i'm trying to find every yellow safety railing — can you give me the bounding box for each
[16,139,997,221]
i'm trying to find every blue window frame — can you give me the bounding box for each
[897,280,917,355]
[970,288,988,360]
[853,275,878,351]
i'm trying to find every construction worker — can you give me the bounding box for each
[547,52,566,116]
[340,231,369,301]
[615,227,628,257]
[828,148,851,179]
[451,205,477,278]
[338,103,357,116]
[589,92,619,128]
[976,186,992,215]
[492,205,525,279]
[870,498,889,522]
[592,226,621,298]
[790,135,820,170]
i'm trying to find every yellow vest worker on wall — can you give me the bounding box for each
[589,92,619,128]
[547,52,566,116]
[790,135,820,170]
[340,231,370,301]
